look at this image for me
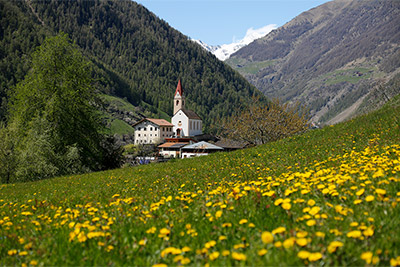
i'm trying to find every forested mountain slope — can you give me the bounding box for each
[227,0,400,124]
[0,0,262,129]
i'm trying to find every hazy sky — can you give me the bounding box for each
[135,0,330,45]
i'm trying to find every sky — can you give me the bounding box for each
[135,0,331,46]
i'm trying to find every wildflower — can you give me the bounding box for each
[222,250,230,256]
[215,210,222,218]
[282,202,291,210]
[152,264,167,267]
[307,199,316,206]
[19,251,28,256]
[347,230,362,238]
[283,238,295,249]
[361,251,373,264]
[205,240,216,249]
[209,251,220,261]
[182,246,191,252]
[365,195,375,202]
[375,188,386,195]
[258,249,268,256]
[7,249,17,256]
[308,252,323,261]
[231,252,247,261]
[139,239,146,246]
[363,227,374,237]
[272,226,286,234]
[30,260,38,266]
[356,188,365,196]
[306,219,316,226]
[222,223,232,228]
[296,238,308,247]
[327,241,344,253]
[261,231,274,244]
[298,250,310,259]
[239,219,248,225]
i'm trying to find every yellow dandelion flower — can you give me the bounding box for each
[222,250,230,256]
[308,252,323,261]
[261,231,274,244]
[327,241,343,253]
[307,199,316,206]
[215,210,223,218]
[7,249,17,256]
[19,251,28,256]
[283,238,295,249]
[296,238,308,247]
[356,188,365,196]
[219,235,227,241]
[365,195,375,202]
[152,264,167,267]
[239,219,248,225]
[375,188,386,195]
[222,223,232,228]
[306,219,316,226]
[29,260,38,266]
[282,202,291,210]
[363,227,374,237]
[272,226,286,234]
[354,199,362,205]
[258,249,268,256]
[297,250,310,259]
[182,246,191,252]
[231,252,247,261]
[209,251,220,261]
[347,230,362,238]
[361,251,373,264]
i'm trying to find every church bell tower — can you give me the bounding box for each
[173,80,185,115]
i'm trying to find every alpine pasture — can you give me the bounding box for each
[1,97,400,266]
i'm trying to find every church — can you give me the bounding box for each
[171,80,203,137]
[133,80,203,145]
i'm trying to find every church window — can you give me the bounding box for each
[176,100,179,106]
[150,127,153,131]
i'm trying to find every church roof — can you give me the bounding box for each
[174,80,183,97]
[180,108,201,120]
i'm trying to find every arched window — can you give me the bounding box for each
[176,100,179,106]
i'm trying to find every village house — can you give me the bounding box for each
[181,141,223,158]
[133,118,174,144]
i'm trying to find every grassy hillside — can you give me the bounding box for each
[1,96,400,265]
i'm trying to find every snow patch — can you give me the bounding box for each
[193,24,277,61]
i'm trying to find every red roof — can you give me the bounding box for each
[175,80,183,97]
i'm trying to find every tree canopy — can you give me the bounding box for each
[219,98,310,146]
[1,33,121,183]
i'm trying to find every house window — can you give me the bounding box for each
[138,134,141,137]
[150,127,153,131]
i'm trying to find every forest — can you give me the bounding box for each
[0,0,264,129]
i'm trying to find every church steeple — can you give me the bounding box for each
[173,80,185,115]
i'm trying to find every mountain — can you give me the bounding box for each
[0,0,264,131]
[193,25,277,61]
[226,0,400,124]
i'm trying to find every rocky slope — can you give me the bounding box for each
[227,0,400,124]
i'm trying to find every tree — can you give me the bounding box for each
[219,98,310,146]
[2,33,121,182]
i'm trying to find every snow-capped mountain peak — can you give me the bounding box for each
[193,24,277,61]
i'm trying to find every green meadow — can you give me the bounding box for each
[1,96,400,266]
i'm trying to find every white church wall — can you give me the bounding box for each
[172,111,189,137]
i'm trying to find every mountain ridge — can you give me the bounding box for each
[227,0,400,124]
[0,0,264,131]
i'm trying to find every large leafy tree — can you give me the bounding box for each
[219,98,310,146]
[5,33,117,181]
